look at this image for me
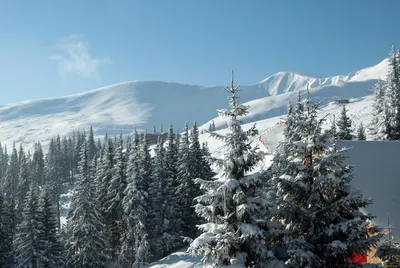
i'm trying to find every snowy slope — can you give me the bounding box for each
[0,58,388,152]
[147,248,210,268]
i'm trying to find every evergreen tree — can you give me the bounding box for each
[16,154,30,215]
[104,134,127,257]
[273,96,381,268]
[200,142,216,181]
[147,137,167,259]
[356,123,367,140]
[0,194,14,268]
[375,214,400,266]
[369,81,388,140]
[164,123,178,184]
[119,131,150,267]
[31,142,45,186]
[330,114,338,142]
[88,126,97,162]
[386,46,400,140]
[13,185,43,268]
[3,144,19,203]
[96,137,115,257]
[184,121,204,238]
[336,105,353,140]
[189,72,283,267]
[45,137,62,230]
[65,141,107,268]
[176,122,191,236]
[38,186,65,267]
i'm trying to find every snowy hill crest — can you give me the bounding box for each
[0,58,389,151]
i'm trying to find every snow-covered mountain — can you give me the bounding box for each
[0,58,389,151]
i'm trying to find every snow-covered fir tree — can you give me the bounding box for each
[336,104,353,140]
[31,142,45,186]
[369,81,388,140]
[356,123,367,140]
[0,194,14,268]
[16,154,30,215]
[176,122,204,239]
[148,134,181,257]
[273,96,381,268]
[38,186,65,267]
[65,141,107,268]
[189,72,284,267]
[328,114,338,142]
[96,137,115,258]
[386,46,400,140]
[104,134,127,257]
[201,142,216,181]
[119,131,150,267]
[375,214,400,267]
[147,137,168,259]
[88,126,97,162]
[13,185,43,268]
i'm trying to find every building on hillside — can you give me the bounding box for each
[333,99,350,104]
[338,140,400,264]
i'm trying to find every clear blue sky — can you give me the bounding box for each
[1,0,400,104]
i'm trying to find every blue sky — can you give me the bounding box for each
[1,0,400,104]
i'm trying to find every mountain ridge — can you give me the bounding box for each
[0,58,389,151]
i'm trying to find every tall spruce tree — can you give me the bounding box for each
[176,123,192,236]
[88,126,97,162]
[38,186,65,267]
[273,95,381,268]
[104,134,127,257]
[65,141,107,268]
[13,185,43,268]
[189,72,283,267]
[336,105,353,140]
[96,137,115,258]
[356,123,367,140]
[369,81,388,140]
[0,194,14,268]
[386,46,400,140]
[119,131,151,267]
[375,214,400,266]
[147,137,167,259]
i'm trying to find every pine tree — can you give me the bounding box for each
[164,123,179,186]
[386,46,400,140]
[336,105,353,140]
[375,214,400,266]
[356,123,367,140]
[176,122,191,235]
[369,81,388,140]
[273,96,381,268]
[13,185,43,268]
[328,114,338,142]
[0,194,14,267]
[88,126,97,162]
[38,186,65,267]
[65,141,107,268]
[189,72,283,267]
[104,134,127,257]
[200,142,216,181]
[119,131,150,267]
[147,137,167,259]
[16,154,30,215]
[184,121,204,238]
[31,142,45,186]
[96,137,115,257]
[3,144,19,203]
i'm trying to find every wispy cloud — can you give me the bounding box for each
[50,34,111,79]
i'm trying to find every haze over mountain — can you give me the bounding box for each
[0,58,389,151]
